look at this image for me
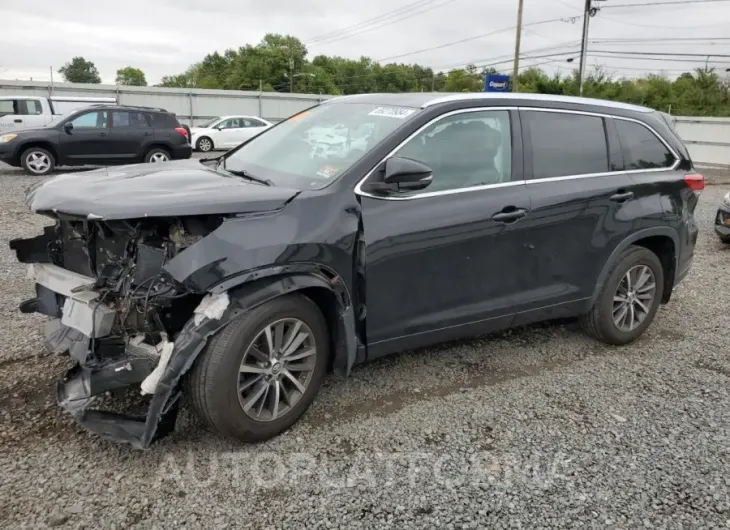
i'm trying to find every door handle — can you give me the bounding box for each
[610,190,634,203]
[99,132,109,137]
[492,207,527,223]
[14,119,22,123]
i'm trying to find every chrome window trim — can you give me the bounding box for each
[354,106,680,201]
[421,92,653,113]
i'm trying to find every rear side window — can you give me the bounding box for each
[22,100,43,115]
[147,112,178,128]
[524,111,609,179]
[615,119,676,170]
[112,111,150,128]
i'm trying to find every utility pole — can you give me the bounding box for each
[578,0,603,96]
[512,0,525,92]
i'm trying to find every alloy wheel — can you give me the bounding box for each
[612,264,656,332]
[26,152,51,174]
[237,318,317,422]
[149,152,169,163]
[199,138,212,152]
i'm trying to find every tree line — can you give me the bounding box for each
[56,33,730,116]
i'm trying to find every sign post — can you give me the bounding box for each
[484,74,511,92]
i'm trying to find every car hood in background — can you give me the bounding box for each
[25,159,299,220]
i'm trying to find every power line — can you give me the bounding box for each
[591,49,730,58]
[307,0,458,45]
[598,13,730,29]
[305,0,439,43]
[376,16,573,62]
[601,0,730,7]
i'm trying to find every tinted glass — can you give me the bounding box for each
[396,110,512,193]
[526,111,608,179]
[112,111,149,128]
[70,111,108,128]
[148,112,175,128]
[615,119,675,170]
[224,103,420,189]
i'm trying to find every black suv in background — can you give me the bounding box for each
[0,105,192,175]
[11,93,701,448]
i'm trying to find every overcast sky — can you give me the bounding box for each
[1,0,729,85]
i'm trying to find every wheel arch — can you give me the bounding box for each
[18,141,59,165]
[144,143,172,159]
[225,270,359,379]
[591,227,679,306]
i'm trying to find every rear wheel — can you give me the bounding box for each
[144,148,170,163]
[187,294,328,442]
[580,245,664,345]
[196,136,213,152]
[20,147,55,176]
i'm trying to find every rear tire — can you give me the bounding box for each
[20,147,55,176]
[187,294,329,442]
[196,136,213,152]
[580,245,664,345]
[144,148,170,163]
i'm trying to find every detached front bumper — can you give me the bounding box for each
[11,251,235,449]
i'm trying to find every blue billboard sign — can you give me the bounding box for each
[484,74,511,92]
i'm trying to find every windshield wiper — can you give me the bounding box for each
[217,158,273,186]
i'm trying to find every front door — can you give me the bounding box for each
[359,108,533,357]
[217,118,246,148]
[59,110,112,163]
[514,108,643,325]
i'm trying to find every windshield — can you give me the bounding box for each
[199,118,220,128]
[223,102,419,189]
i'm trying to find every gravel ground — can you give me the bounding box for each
[0,161,729,529]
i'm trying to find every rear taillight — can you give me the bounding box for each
[175,127,188,139]
[684,173,704,191]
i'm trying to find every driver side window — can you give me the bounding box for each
[395,110,512,194]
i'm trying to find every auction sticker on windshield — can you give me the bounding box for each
[368,107,415,119]
[316,165,340,179]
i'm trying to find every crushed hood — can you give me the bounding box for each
[25,159,300,220]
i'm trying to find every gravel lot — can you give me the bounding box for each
[1,160,729,529]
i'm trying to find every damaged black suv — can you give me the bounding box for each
[10,93,701,448]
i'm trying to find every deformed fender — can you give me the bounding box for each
[589,226,680,306]
[226,271,359,378]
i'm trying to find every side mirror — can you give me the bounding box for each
[362,156,433,194]
[63,122,74,133]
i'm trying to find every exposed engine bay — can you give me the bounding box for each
[10,215,235,447]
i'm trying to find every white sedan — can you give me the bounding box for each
[190,116,272,152]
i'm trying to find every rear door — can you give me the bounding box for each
[359,108,534,356]
[216,118,244,148]
[515,108,643,325]
[109,110,152,161]
[58,110,113,163]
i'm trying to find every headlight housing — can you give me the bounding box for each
[0,133,18,143]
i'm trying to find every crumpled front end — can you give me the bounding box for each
[10,215,236,448]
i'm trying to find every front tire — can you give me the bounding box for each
[196,136,213,152]
[580,245,664,345]
[20,147,55,176]
[187,294,329,442]
[144,148,170,163]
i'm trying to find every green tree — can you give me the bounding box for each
[115,66,147,86]
[58,57,101,84]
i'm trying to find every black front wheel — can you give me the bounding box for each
[187,294,329,442]
[581,245,665,345]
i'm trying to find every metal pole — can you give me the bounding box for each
[289,57,294,93]
[512,0,525,93]
[578,0,592,96]
[188,92,193,125]
[49,66,54,96]
[258,79,263,117]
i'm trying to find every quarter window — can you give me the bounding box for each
[394,110,512,193]
[615,119,675,169]
[112,111,149,128]
[70,111,108,128]
[525,111,609,179]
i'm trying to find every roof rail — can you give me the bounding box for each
[114,104,169,112]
